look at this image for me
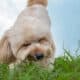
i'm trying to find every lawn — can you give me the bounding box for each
[0,49,80,80]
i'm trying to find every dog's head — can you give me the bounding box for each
[8,20,55,62]
[0,21,55,64]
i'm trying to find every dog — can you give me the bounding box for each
[0,0,55,69]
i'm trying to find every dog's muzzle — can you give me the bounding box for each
[28,52,44,61]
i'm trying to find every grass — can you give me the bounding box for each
[0,49,80,80]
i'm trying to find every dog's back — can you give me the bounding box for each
[27,0,47,7]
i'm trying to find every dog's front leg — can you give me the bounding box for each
[9,60,21,69]
[9,48,31,69]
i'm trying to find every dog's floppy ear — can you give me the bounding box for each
[0,35,15,64]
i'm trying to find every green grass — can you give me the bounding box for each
[0,49,80,80]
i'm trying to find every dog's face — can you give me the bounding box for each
[7,22,54,64]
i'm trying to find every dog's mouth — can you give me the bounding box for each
[27,55,36,61]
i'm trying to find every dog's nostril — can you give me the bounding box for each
[35,53,44,60]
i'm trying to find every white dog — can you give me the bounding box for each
[0,0,55,69]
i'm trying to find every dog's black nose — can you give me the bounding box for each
[35,53,44,60]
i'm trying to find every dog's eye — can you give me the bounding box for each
[38,38,47,43]
[22,43,31,47]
